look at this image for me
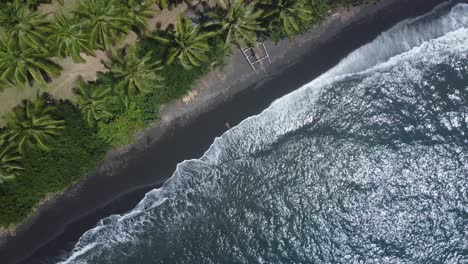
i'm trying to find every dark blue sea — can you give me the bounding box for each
[60,3,468,263]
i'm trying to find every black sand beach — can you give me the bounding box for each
[0,0,458,263]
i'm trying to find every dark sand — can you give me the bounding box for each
[0,0,458,263]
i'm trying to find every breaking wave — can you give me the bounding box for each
[59,3,468,263]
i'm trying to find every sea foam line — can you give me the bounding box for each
[59,3,468,263]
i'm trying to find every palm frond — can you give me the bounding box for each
[153,15,215,68]
[204,0,263,47]
[3,96,65,154]
[104,46,164,95]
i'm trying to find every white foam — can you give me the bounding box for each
[59,3,468,263]
[314,2,468,83]
[59,243,97,264]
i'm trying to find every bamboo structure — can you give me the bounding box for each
[241,42,272,73]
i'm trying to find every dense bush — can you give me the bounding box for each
[263,0,332,42]
[262,0,374,42]
[330,0,376,7]
[0,101,108,226]
[146,36,229,99]
[97,102,146,147]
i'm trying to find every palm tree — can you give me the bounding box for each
[152,15,216,69]
[259,0,313,38]
[154,0,168,10]
[214,0,227,10]
[20,0,64,10]
[204,0,263,46]
[104,46,163,95]
[73,0,131,50]
[48,12,96,63]
[74,78,114,126]
[120,0,154,34]
[0,0,52,50]
[4,97,65,153]
[0,37,62,87]
[0,132,23,184]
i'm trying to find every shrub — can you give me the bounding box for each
[264,0,332,42]
[146,36,230,101]
[97,102,146,147]
[0,101,108,226]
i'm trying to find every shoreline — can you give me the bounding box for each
[0,0,452,263]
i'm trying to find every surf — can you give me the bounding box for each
[58,2,468,263]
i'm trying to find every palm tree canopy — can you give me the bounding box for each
[259,0,313,37]
[75,78,114,126]
[152,15,216,69]
[119,0,154,34]
[20,0,64,11]
[154,0,168,10]
[0,131,23,184]
[0,37,62,87]
[48,12,96,63]
[73,0,131,50]
[4,97,65,153]
[0,0,52,50]
[205,0,263,46]
[104,45,163,95]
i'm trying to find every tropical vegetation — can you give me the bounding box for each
[74,78,114,126]
[3,96,65,153]
[72,0,131,50]
[0,0,377,228]
[0,133,22,184]
[20,0,64,10]
[103,46,163,95]
[0,0,51,50]
[0,101,108,225]
[48,12,96,63]
[152,15,215,69]
[120,0,155,34]
[259,0,313,38]
[0,38,62,86]
[205,0,263,46]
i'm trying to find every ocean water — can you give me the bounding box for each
[60,3,468,263]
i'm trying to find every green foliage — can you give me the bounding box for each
[4,96,65,154]
[154,0,168,10]
[104,46,163,96]
[94,36,229,147]
[97,102,146,147]
[140,35,228,101]
[74,78,115,126]
[260,0,332,42]
[0,101,108,226]
[205,0,263,46]
[259,0,313,39]
[19,0,64,11]
[153,0,189,10]
[152,15,216,69]
[73,0,131,50]
[120,0,154,34]
[0,0,51,49]
[0,37,62,86]
[132,93,163,122]
[0,132,23,184]
[331,0,375,7]
[308,0,332,21]
[48,12,95,63]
